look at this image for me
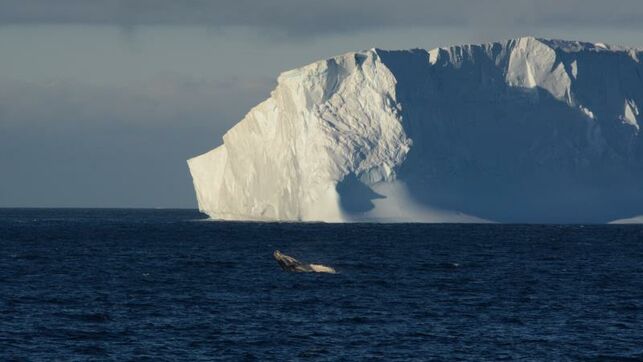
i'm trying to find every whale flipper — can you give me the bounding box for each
[273,250,336,273]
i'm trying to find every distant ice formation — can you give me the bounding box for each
[609,215,643,224]
[188,37,643,223]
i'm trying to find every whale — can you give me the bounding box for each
[273,250,336,273]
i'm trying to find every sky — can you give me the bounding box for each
[1,0,643,208]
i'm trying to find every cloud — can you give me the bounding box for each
[1,0,643,38]
[0,75,274,207]
[0,74,274,128]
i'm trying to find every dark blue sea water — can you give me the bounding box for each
[1,209,643,361]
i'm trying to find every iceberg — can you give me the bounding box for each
[188,37,643,223]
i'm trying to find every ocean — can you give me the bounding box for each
[1,208,642,361]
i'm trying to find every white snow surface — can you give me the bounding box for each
[188,37,643,223]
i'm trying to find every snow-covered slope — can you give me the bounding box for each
[188,37,643,223]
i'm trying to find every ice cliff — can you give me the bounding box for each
[188,37,643,223]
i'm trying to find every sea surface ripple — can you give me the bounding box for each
[1,209,643,361]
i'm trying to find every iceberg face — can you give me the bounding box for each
[188,37,643,223]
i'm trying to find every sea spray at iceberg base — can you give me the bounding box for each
[188,37,643,223]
